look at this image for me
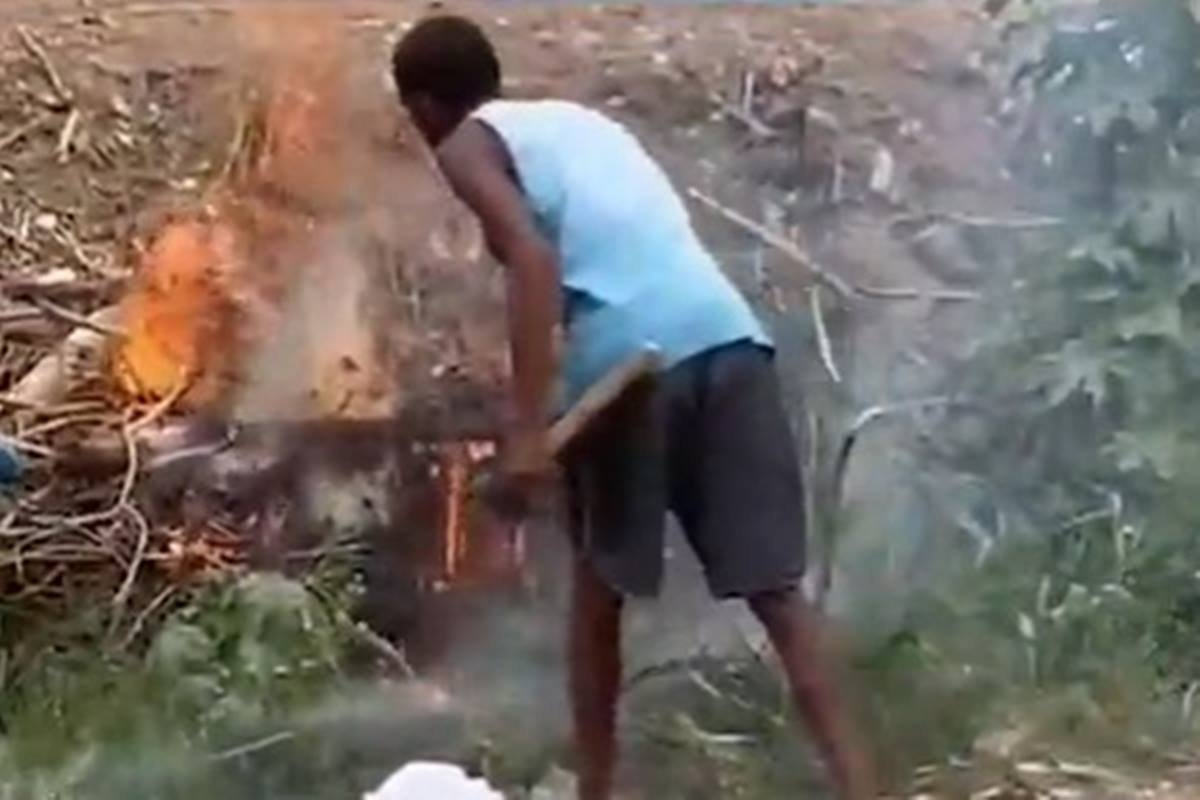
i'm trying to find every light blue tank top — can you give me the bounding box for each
[471,99,771,404]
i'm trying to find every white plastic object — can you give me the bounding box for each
[364,761,504,800]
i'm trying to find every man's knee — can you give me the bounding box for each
[572,554,624,619]
[746,585,804,626]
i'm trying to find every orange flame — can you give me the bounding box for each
[440,443,471,581]
[112,9,350,409]
[115,218,242,405]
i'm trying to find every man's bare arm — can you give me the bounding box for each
[436,120,561,449]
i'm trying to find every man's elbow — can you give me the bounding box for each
[497,237,559,282]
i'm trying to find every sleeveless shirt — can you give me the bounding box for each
[471,99,770,403]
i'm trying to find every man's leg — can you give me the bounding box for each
[569,550,625,800]
[748,587,875,800]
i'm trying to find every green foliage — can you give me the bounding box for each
[0,572,354,797]
[841,0,1200,775]
[625,655,825,799]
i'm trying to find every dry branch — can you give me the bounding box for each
[15,25,72,107]
[56,108,81,163]
[0,305,45,325]
[2,276,120,302]
[0,112,52,154]
[9,305,120,407]
[810,287,842,384]
[108,505,151,635]
[688,189,985,305]
[687,188,856,300]
[855,284,981,302]
[892,209,1064,230]
[29,297,126,338]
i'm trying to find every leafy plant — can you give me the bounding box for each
[842,0,1200,772]
[0,571,356,797]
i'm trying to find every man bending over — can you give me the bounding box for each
[391,16,875,800]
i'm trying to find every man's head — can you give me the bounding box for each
[391,15,501,145]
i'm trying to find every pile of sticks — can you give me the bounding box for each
[0,22,242,653]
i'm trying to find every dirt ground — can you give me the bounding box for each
[4,2,1193,798]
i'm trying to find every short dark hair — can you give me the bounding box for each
[391,15,501,112]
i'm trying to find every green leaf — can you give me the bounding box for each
[1117,301,1182,342]
[1018,612,1037,641]
[148,622,215,676]
[1041,339,1112,407]
[1106,428,1177,478]
[237,573,310,620]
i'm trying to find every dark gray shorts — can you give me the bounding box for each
[563,340,807,599]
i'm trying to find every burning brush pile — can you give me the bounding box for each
[0,17,513,659]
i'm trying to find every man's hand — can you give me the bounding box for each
[489,424,555,520]
[503,424,552,480]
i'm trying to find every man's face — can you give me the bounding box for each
[403,93,455,146]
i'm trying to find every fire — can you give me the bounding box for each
[114,217,243,406]
[105,10,525,600]
[112,8,349,410]
[440,443,470,581]
[434,440,527,591]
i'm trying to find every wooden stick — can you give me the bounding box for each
[29,297,126,338]
[0,112,51,154]
[0,305,45,325]
[891,210,1063,230]
[56,108,81,163]
[546,348,662,454]
[10,305,120,407]
[855,284,980,302]
[15,26,72,106]
[208,731,296,763]
[688,188,855,301]
[810,286,842,384]
[709,91,777,139]
[689,189,984,305]
[2,276,120,301]
[119,584,177,649]
[109,505,151,632]
[117,2,235,16]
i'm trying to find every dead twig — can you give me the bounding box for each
[66,419,139,527]
[15,412,110,440]
[305,582,415,679]
[108,505,151,637]
[0,396,106,415]
[809,286,841,384]
[891,210,1064,230]
[1,435,53,459]
[709,91,776,139]
[116,418,141,508]
[10,305,119,408]
[833,397,963,506]
[15,26,72,106]
[127,373,191,435]
[50,382,188,512]
[0,220,42,258]
[0,112,52,154]
[56,108,81,163]
[3,276,120,302]
[117,2,235,16]
[52,226,105,275]
[855,284,981,302]
[349,620,417,679]
[688,191,982,305]
[0,305,45,325]
[687,188,855,300]
[208,730,297,763]
[120,584,178,649]
[29,297,126,338]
